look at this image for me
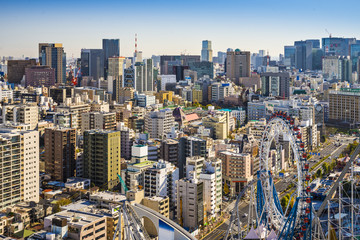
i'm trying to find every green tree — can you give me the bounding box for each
[281,196,289,209]
[53,198,72,213]
[316,169,323,178]
[322,163,329,175]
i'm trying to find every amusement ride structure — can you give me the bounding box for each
[225,111,360,240]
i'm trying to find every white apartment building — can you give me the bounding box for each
[2,105,38,130]
[144,160,179,218]
[53,112,78,129]
[0,128,39,210]
[145,109,176,139]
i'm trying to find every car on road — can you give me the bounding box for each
[243,213,248,218]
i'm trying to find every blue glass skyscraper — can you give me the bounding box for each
[102,39,120,78]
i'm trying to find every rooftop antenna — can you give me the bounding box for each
[135,33,138,53]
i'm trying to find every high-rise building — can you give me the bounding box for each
[284,46,296,67]
[322,37,356,57]
[322,56,352,82]
[189,61,214,79]
[185,156,222,218]
[121,145,155,193]
[44,127,76,182]
[133,59,154,93]
[226,49,251,81]
[202,111,231,139]
[25,65,55,87]
[116,87,135,104]
[81,49,105,80]
[7,59,37,84]
[144,109,176,139]
[39,43,66,84]
[2,105,39,130]
[108,56,125,101]
[260,72,290,98]
[329,88,360,125]
[160,55,181,75]
[81,112,116,132]
[178,136,206,178]
[83,130,121,190]
[102,39,120,78]
[201,40,213,62]
[294,40,320,70]
[176,177,204,230]
[218,151,253,197]
[160,139,179,164]
[0,128,39,209]
[144,160,179,218]
[119,126,135,160]
[350,43,360,71]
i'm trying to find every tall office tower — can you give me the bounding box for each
[201,40,213,62]
[80,49,105,80]
[145,59,154,91]
[160,55,182,74]
[7,59,37,84]
[144,109,176,139]
[260,72,290,98]
[44,127,76,182]
[294,40,319,70]
[178,136,206,178]
[2,105,39,130]
[226,49,251,81]
[83,130,121,190]
[322,37,356,57]
[25,65,55,87]
[0,129,39,210]
[102,39,120,78]
[284,46,296,67]
[350,43,360,71]
[160,139,179,164]
[180,55,201,66]
[39,43,66,84]
[108,56,125,101]
[81,112,116,132]
[133,59,154,93]
[189,61,214,79]
[217,51,226,64]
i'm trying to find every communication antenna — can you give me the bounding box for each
[135,33,138,53]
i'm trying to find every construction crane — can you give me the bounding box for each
[325,29,332,38]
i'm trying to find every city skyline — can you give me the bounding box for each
[1,0,360,59]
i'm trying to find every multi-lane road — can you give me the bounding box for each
[202,136,357,240]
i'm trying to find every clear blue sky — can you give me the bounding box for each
[1,0,359,59]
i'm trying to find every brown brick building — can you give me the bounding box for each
[44,127,76,181]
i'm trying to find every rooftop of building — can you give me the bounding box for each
[329,88,360,96]
[90,191,127,202]
[144,196,169,202]
[132,160,155,168]
[46,209,105,227]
